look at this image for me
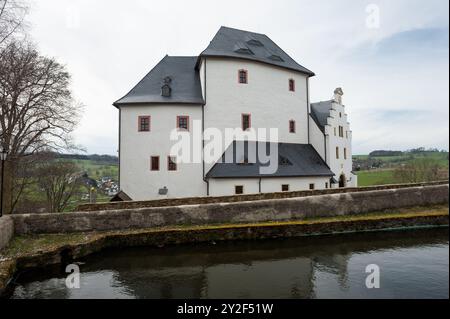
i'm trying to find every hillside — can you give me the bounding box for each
[353,149,449,186]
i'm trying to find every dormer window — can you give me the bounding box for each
[289,79,295,92]
[161,84,171,97]
[161,76,172,97]
[279,156,292,166]
[268,54,284,62]
[234,42,254,55]
[238,69,248,84]
[245,36,264,47]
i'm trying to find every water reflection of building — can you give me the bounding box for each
[65,230,449,299]
[94,243,318,299]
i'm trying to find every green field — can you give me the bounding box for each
[356,170,397,187]
[353,152,449,168]
[71,159,118,180]
[354,151,448,187]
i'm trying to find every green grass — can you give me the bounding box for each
[356,169,398,187]
[71,159,118,180]
[354,152,449,168]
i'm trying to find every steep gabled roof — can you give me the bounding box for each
[198,26,315,76]
[206,141,333,178]
[310,100,333,133]
[114,56,204,107]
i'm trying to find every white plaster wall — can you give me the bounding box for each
[261,176,330,193]
[308,115,326,160]
[209,178,260,196]
[202,57,310,174]
[324,101,356,187]
[120,104,206,200]
[209,176,330,196]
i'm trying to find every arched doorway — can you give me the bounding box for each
[339,174,346,188]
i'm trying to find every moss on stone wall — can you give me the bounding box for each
[0,205,448,295]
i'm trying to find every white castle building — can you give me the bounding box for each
[114,26,357,201]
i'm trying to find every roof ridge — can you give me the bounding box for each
[219,25,266,36]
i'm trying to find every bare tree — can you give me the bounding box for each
[0,41,83,213]
[36,160,82,213]
[0,0,28,46]
[393,158,441,183]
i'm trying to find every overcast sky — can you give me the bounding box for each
[27,0,449,155]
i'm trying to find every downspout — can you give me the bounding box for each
[118,107,121,190]
[259,177,262,193]
[306,76,310,144]
[201,59,209,195]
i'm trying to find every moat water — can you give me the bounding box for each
[8,228,449,299]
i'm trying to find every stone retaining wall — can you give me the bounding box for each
[77,181,449,212]
[10,184,449,235]
[0,216,14,250]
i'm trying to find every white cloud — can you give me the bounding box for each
[27,0,449,155]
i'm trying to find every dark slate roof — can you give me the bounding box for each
[114,56,204,106]
[206,141,333,178]
[310,100,333,133]
[198,26,315,76]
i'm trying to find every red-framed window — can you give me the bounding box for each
[238,69,248,84]
[242,113,251,131]
[289,120,296,133]
[177,116,189,131]
[168,156,177,171]
[138,116,151,132]
[289,79,295,92]
[150,156,160,171]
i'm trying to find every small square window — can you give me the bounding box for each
[289,79,295,92]
[289,120,296,133]
[235,185,244,195]
[242,114,251,131]
[177,116,189,131]
[151,156,160,171]
[282,184,289,192]
[168,156,177,171]
[309,183,315,190]
[238,70,248,84]
[138,116,151,132]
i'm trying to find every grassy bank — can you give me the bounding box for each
[2,205,448,259]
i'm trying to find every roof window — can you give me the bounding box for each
[234,42,254,55]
